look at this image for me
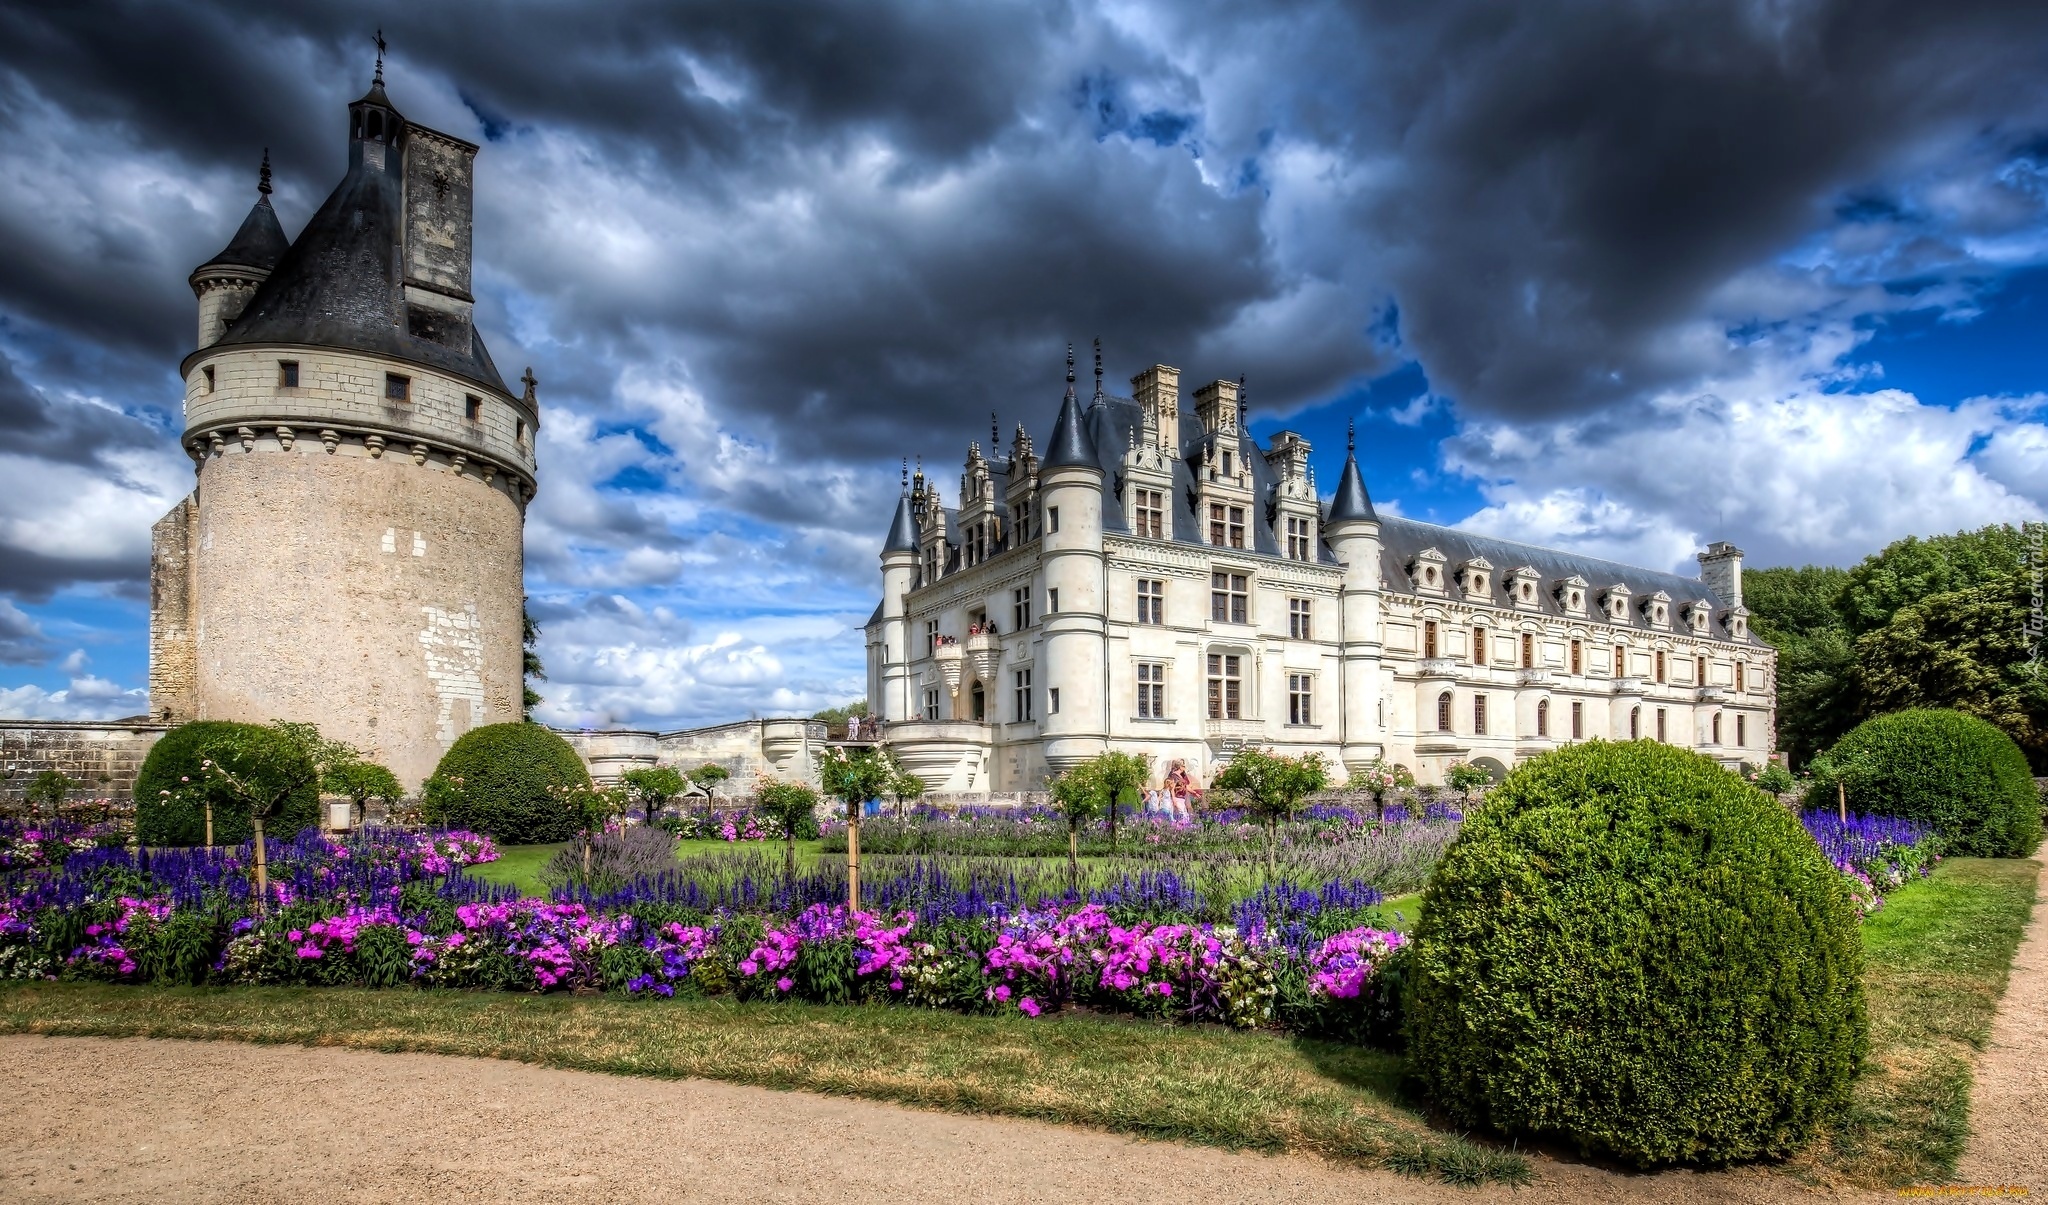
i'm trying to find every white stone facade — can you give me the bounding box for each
[865,361,1775,792]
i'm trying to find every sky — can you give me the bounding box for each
[0,0,2043,730]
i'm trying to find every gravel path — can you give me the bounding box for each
[1956,859,2048,1192]
[0,1035,1893,1204]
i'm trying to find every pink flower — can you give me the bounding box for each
[992,984,1012,1002]
[1018,997,1041,1017]
[775,977,794,992]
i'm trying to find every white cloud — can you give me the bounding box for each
[0,677,148,722]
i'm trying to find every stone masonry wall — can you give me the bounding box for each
[148,494,199,722]
[191,423,526,792]
[0,721,170,803]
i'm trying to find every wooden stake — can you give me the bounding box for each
[204,799,214,847]
[847,805,861,913]
[251,815,269,917]
[1838,781,1847,825]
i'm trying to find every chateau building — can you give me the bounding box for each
[865,346,1774,791]
[149,59,536,789]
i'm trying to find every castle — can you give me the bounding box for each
[148,60,535,789]
[866,346,1775,791]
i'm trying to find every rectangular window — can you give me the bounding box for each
[1137,579,1164,625]
[1657,707,1668,742]
[1614,646,1627,677]
[1712,713,1722,744]
[923,689,940,721]
[1734,661,1746,693]
[385,372,410,402]
[1571,700,1584,739]
[1210,572,1248,624]
[924,619,939,657]
[1285,516,1312,561]
[1135,489,1165,539]
[1423,620,1438,659]
[1521,633,1535,668]
[278,360,299,388]
[1737,714,1747,746]
[1014,668,1033,722]
[1288,674,1314,725]
[1228,506,1246,549]
[1047,588,1059,614]
[1206,653,1242,720]
[1288,598,1312,640]
[1137,662,1166,719]
[1472,627,1488,666]
[1013,587,1031,630]
[1221,450,1234,476]
[516,418,528,448]
[1655,651,1667,683]
[465,393,482,422]
[1474,693,1488,735]
[1049,686,1060,714]
[202,365,215,393]
[1047,506,1060,534]
[1570,638,1583,674]
[1209,503,1226,547]
[1696,655,1707,685]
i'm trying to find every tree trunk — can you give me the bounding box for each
[251,815,269,917]
[1068,823,1080,893]
[847,810,861,914]
[581,834,593,880]
[1108,795,1118,854]
[1265,816,1277,881]
[785,829,797,880]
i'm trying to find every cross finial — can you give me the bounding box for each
[991,411,999,447]
[520,366,538,403]
[374,29,388,82]
[1347,418,1355,453]
[901,458,909,494]
[1238,373,1247,424]
[258,148,272,196]
[1093,337,1103,402]
[1063,342,1076,401]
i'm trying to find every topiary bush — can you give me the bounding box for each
[1408,740,1867,1168]
[1808,708,2040,857]
[134,721,322,846]
[422,722,591,844]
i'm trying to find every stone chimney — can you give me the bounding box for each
[1697,541,1744,608]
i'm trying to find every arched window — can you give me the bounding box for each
[1521,633,1535,669]
[1436,691,1453,732]
[1629,706,1641,739]
[1472,626,1487,666]
[1536,698,1550,737]
[970,682,986,723]
[1711,713,1722,744]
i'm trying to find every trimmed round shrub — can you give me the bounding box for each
[1409,740,1866,1167]
[1810,709,2039,857]
[134,720,321,846]
[423,723,591,844]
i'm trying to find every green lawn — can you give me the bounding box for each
[467,840,830,893]
[1793,856,2041,1187]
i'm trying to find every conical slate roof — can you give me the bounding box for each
[883,491,919,553]
[1327,424,1376,524]
[196,193,288,275]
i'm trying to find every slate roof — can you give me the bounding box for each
[882,491,919,552]
[191,83,510,396]
[195,193,289,276]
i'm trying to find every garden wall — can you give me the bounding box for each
[554,719,828,791]
[0,719,171,802]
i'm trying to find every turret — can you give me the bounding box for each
[189,152,289,348]
[877,464,921,724]
[1038,345,1108,773]
[1324,423,1385,781]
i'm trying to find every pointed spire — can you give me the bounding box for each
[1044,342,1100,471]
[1328,419,1376,525]
[192,150,290,277]
[884,464,920,553]
[258,148,273,196]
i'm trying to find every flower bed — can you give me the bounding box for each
[1800,810,1942,917]
[0,825,1407,1038]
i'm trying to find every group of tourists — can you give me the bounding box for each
[1140,759,1200,820]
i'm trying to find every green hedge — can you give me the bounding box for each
[422,723,590,844]
[134,721,321,846]
[1408,740,1867,1167]
[1810,709,2040,857]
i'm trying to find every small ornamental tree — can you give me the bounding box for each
[1445,760,1496,797]
[1047,761,1108,887]
[755,780,820,877]
[23,769,72,817]
[1212,749,1330,876]
[620,766,688,824]
[821,746,895,910]
[889,758,926,815]
[691,763,732,798]
[1087,750,1151,852]
[323,753,403,829]
[1353,758,1415,819]
[1807,708,2040,857]
[193,721,337,914]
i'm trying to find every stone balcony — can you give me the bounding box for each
[1516,668,1553,686]
[1418,657,1461,678]
[1696,685,1727,703]
[1612,676,1648,696]
[1203,718,1266,747]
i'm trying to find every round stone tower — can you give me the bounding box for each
[153,62,536,790]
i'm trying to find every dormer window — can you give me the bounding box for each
[1457,557,1494,600]
[1603,586,1633,624]
[1410,548,1448,592]
[1685,601,1711,634]
[1643,591,1672,628]
[1507,566,1541,608]
[1728,607,1749,640]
